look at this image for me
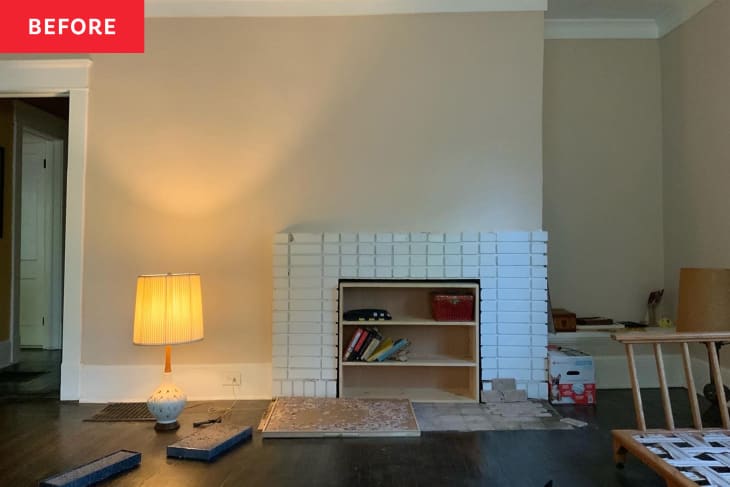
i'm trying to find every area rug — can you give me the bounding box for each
[84,402,155,422]
[412,400,573,431]
[261,397,420,438]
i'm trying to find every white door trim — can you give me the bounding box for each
[0,59,90,400]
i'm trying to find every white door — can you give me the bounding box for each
[19,131,52,348]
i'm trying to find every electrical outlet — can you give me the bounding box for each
[223,372,242,386]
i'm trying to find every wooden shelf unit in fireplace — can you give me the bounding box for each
[338,281,480,402]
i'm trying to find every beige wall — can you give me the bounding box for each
[543,40,664,321]
[0,101,12,342]
[83,13,545,365]
[660,0,730,321]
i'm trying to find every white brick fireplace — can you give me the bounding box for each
[272,231,549,400]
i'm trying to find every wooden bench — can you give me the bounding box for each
[612,331,730,487]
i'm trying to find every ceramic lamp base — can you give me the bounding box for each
[147,372,187,432]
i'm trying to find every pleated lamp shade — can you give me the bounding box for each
[133,273,204,345]
[677,268,730,333]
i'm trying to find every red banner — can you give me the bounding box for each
[0,0,144,53]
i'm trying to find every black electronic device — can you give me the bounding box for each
[343,309,392,321]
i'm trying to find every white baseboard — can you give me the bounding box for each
[79,362,272,403]
[61,360,81,400]
[0,340,11,369]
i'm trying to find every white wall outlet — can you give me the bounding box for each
[223,372,242,386]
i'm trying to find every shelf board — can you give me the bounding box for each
[343,355,477,367]
[342,386,476,403]
[340,282,478,289]
[342,319,476,327]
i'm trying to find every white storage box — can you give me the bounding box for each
[548,347,596,405]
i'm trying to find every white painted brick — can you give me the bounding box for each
[324,255,339,266]
[393,233,409,242]
[304,381,316,397]
[376,233,393,242]
[290,357,321,368]
[273,255,288,267]
[281,381,293,396]
[289,301,321,313]
[498,334,531,346]
[483,300,497,311]
[498,277,530,289]
[527,383,539,398]
[481,323,497,336]
[497,242,530,254]
[410,243,427,254]
[289,323,321,334]
[273,244,288,256]
[461,243,478,254]
[273,368,287,380]
[428,233,444,242]
[273,345,288,357]
[479,266,497,278]
[322,358,338,369]
[340,233,357,242]
[532,335,548,348]
[532,370,547,381]
[463,267,478,278]
[358,233,375,242]
[498,369,531,380]
[531,312,548,323]
[498,266,531,278]
[480,243,497,254]
[326,381,337,397]
[290,334,320,345]
[273,300,288,311]
[393,255,409,266]
[532,290,548,300]
[376,244,393,255]
[531,242,547,253]
[532,255,548,266]
[322,346,338,357]
[274,233,289,244]
[273,267,289,278]
[481,278,497,288]
[498,254,531,266]
[290,278,321,288]
[498,311,531,323]
[480,254,497,266]
[409,232,426,242]
[289,311,321,323]
[359,244,375,255]
[479,232,497,241]
[538,382,549,399]
[323,311,337,322]
[442,233,458,242]
[376,255,392,266]
[394,267,409,278]
[531,231,548,242]
[322,266,339,277]
[481,346,498,358]
[317,380,329,397]
[480,311,497,323]
[444,243,461,254]
[274,277,289,289]
[290,288,320,300]
[273,322,288,334]
[532,346,547,357]
[340,255,356,266]
[323,300,337,311]
[531,278,547,290]
[394,244,410,254]
[272,381,282,397]
[481,381,492,392]
[341,267,357,277]
[445,267,461,278]
[290,267,322,278]
[428,244,444,254]
[341,244,357,254]
[481,288,497,300]
[531,358,546,370]
[293,381,304,395]
[292,233,322,243]
[376,268,393,278]
[498,346,531,358]
[273,335,288,347]
[499,289,531,300]
[427,255,443,266]
[324,233,340,242]
[291,244,321,255]
[497,231,530,241]
[532,267,547,278]
[531,324,547,337]
[359,255,375,266]
[411,254,427,266]
[411,267,426,278]
[462,255,478,266]
[358,267,375,278]
[323,244,339,254]
[531,301,547,312]
[424,267,442,278]
[482,334,498,346]
[322,334,338,346]
[273,311,288,323]
[498,301,530,312]
[497,323,531,335]
[462,232,479,242]
[289,345,321,357]
[322,368,337,380]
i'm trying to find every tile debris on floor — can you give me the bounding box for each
[412,400,573,431]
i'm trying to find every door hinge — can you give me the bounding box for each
[43,159,47,169]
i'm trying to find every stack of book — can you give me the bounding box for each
[342,327,410,362]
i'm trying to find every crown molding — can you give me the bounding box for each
[145,0,547,18]
[656,0,715,38]
[544,19,658,39]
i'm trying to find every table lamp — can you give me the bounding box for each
[677,268,730,404]
[133,273,204,431]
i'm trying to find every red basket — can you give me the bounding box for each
[431,293,475,321]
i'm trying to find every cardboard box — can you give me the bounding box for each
[548,348,596,405]
[551,308,576,332]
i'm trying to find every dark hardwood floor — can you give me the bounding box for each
[0,349,61,400]
[0,388,715,486]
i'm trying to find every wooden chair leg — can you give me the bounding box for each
[613,437,627,469]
